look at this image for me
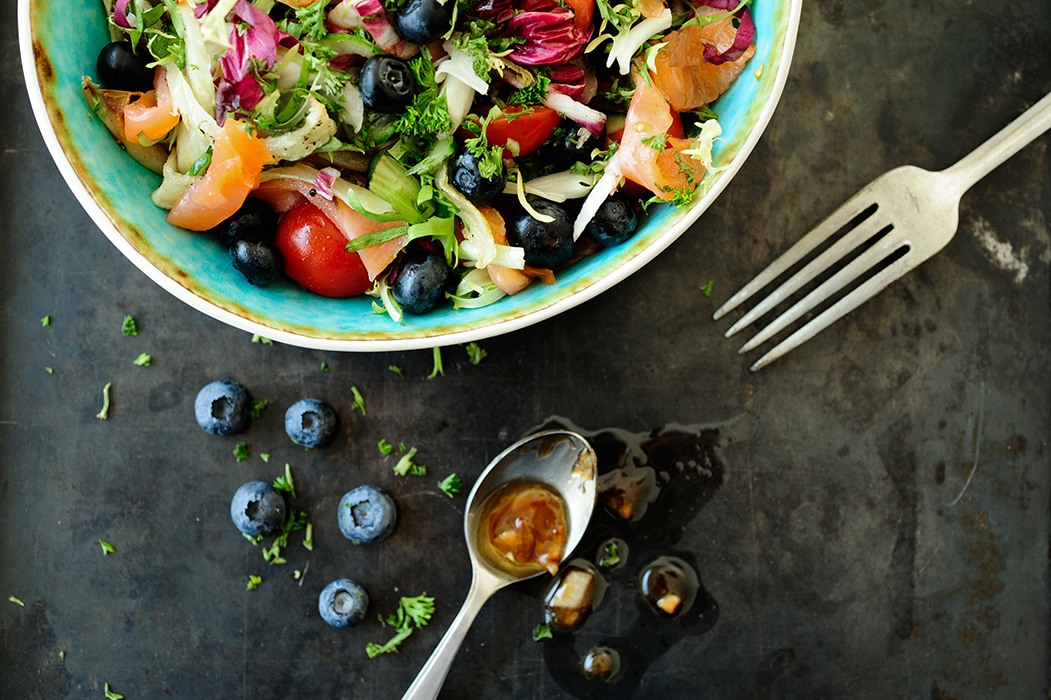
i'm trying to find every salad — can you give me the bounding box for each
[86,0,756,319]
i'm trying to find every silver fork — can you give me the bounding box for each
[714,89,1051,371]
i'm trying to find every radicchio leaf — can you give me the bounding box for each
[547,64,586,99]
[696,0,756,65]
[114,0,133,28]
[506,11,592,67]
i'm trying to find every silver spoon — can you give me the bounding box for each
[399,430,598,700]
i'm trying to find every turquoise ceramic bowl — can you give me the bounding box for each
[19,0,801,351]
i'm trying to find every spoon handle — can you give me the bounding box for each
[399,571,502,700]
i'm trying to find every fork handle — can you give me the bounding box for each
[944,89,1051,193]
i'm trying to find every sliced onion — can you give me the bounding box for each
[315,167,339,200]
[607,9,672,75]
[542,91,606,136]
[503,170,598,202]
[572,152,621,241]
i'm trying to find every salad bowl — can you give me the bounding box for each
[18,0,801,351]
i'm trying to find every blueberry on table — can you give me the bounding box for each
[229,235,284,287]
[230,481,285,537]
[194,380,250,435]
[505,200,575,268]
[392,0,455,46]
[583,192,638,247]
[284,399,338,448]
[358,56,416,114]
[210,199,278,247]
[318,578,370,628]
[389,250,452,315]
[448,141,506,206]
[96,41,154,92]
[338,485,397,543]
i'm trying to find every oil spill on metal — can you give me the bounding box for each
[513,416,738,699]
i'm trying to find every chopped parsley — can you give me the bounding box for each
[45,367,54,374]
[8,596,24,607]
[273,463,296,498]
[246,575,262,590]
[41,315,50,327]
[96,382,112,420]
[366,593,436,658]
[251,334,273,345]
[350,386,366,415]
[598,541,620,568]
[393,446,426,476]
[428,347,444,379]
[303,521,313,551]
[464,342,487,365]
[121,315,138,336]
[388,365,404,375]
[233,443,249,462]
[104,683,125,700]
[392,48,453,154]
[249,399,269,420]
[438,473,462,497]
[321,362,331,373]
[59,651,65,661]
[243,533,263,545]
[507,71,552,106]
[378,439,394,455]
[99,540,115,555]
[641,133,668,151]
[260,453,270,463]
[462,108,509,180]
[700,279,714,297]
[132,353,152,367]
[532,624,553,641]
[262,507,309,565]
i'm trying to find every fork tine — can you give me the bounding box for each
[712,193,878,321]
[723,209,890,339]
[737,232,903,352]
[746,251,918,372]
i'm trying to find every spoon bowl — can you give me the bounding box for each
[400,430,597,700]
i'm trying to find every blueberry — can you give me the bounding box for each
[505,200,575,268]
[194,380,250,435]
[358,55,416,114]
[583,192,638,247]
[284,399,338,448]
[230,481,285,537]
[96,41,154,92]
[210,199,278,247]
[389,249,452,315]
[448,140,506,206]
[551,123,604,171]
[229,234,284,287]
[338,485,397,543]
[392,0,454,46]
[318,578,370,628]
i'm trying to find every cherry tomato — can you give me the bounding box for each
[460,106,562,159]
[275,202,371,298]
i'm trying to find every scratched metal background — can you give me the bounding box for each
[1,0,1049,698]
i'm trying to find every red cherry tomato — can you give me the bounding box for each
[460,106,562,159]
[275,202,371,298]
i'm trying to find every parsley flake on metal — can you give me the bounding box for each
[104,683,125,700]
[249,399,269,420]
[233,443,249,462]
[99,540,115,555]
[246,575,262,590]
[463,342,487,365]
[132,353,152,367]
[8,596,24,607]
[428,347,444,379]
[393,446,426,476]
[251,334,273,345]
[378,439,394,455]
[41,315,51,327]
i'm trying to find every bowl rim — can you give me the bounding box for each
[18,0,802,352]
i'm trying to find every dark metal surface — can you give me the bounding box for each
[2,0,1049,698]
